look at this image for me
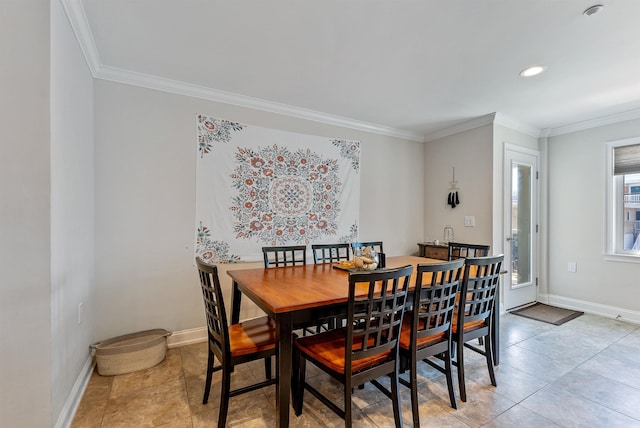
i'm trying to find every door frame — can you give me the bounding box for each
[503,144,540,310]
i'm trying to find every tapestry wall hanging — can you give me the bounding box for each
[194,114,361,263]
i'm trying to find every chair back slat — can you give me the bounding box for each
[346,265,412,366]
[412,259,465,343]
[196,258,230,360]
[262,245,307,268]
[312,243,351,264]
[459,255,503,325]
[448,242,490,260]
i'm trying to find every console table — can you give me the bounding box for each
[417,242,449,260]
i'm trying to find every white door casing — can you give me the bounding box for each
[503,145,539,310]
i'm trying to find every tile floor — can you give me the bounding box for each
[71,312,640,427]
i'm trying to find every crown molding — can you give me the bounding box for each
[546,108,640,137]
[96,65,425,142]
[493,113,540,138]
[423,113,498,142]
[60,0,100,73]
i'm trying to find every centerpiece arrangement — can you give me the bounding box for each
[334,246,381,271]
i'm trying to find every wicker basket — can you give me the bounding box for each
[93,329,172,376]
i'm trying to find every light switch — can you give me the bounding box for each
[464,216,475,227]
[568,262,577,273]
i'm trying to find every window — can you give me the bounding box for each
[606,138,640,258]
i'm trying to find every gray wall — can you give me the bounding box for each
[51,0,96,423]
[546,118,640,319]
[423,125,494,247]
[93,79,425,340]
[0,0,52,426]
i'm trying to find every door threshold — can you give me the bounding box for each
[507,301,538,313]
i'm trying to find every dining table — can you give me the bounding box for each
[228,255,501,428]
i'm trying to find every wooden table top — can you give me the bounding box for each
[227,255,450,314]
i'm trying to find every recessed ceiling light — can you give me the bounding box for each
[584,4,604,16]
[519,65,547,77]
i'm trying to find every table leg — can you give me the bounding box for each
[231,281,242,325]
[276,313,292,428]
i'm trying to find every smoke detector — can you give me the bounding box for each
[583,4,604,16]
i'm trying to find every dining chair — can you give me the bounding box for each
[399,258,465,426]
[262,245,307,267]
[452,254,503,402]
[447,242,490,260]
[311,243,351,332]
[292,265,413,428]
[195,258,278,428]
[312,243,351,264]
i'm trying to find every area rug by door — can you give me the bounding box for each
[510,303,583,326]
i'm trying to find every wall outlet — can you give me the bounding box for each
[464,216,475,227]
[568,262,577,273]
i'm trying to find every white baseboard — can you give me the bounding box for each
[167,326,207,348]
[536,293,640,325]
[54,354,95,428]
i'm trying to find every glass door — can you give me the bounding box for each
[504,146,538,310]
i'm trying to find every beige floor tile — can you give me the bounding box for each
[71,370,113,428]
[101,377,190,428]
[69,314,640,428]
[109,348,184,399]
[179,341,209,378]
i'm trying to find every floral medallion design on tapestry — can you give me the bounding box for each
[230,145,341,245]
[195,113,360,263]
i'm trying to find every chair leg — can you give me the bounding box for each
[484,334,497,387]
[410,356,420,428]
[344,378,353,428]
[202,350,214,404]
[293,351,305,416]
[456,338,467,402]
[264,356,272,380]
[444,347,458,409]
[391,365,403,428]
[218,368,231,428]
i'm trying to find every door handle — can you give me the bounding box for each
[505,237,512,241]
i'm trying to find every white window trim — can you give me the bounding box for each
[605,137,640,262]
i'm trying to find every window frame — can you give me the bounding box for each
[605,137,640,261]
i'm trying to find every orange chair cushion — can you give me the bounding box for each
[399,313,446,350]
[451,319,486,334]
[295,328,391,374]
[229,316,277,357]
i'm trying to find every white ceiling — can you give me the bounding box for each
[67,0,640,141]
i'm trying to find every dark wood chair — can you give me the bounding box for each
[262,245,307,267]
[311,243,352,332]
[312,243,351,264]
[399,258,465,425]
[195,258,278,428]
[448,242,490,260]
[452,254,503,402]
[292,265,413,427]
